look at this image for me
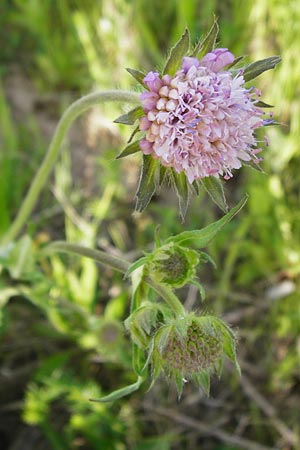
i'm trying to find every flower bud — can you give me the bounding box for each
[150,243,199,288]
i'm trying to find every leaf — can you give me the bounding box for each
[226,55,245,69]
[193,370,210,396]
[132,343,147,376]
[166,195,248,248]
[191,279,206,301]
[163,28,190,76]
[116,140,141,159]
[114,106,144,125]
[242,56,281,82]
[201,177,228,213]
[191,17,219,58]
[89,375,145,403]
[255,100,274,108]
[127,125,140,144]
[170,170,190,221]
[126,68,147,87]
[174,371,184,399]
[135,155,160,212]
[125,256,148,278]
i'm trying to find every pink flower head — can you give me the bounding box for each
[139,49,265,183]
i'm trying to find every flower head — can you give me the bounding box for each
[139,49,265,183]
[151,314,239,396]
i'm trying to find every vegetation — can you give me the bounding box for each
[0,1,299,449]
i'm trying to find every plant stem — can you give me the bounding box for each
[1,90,140,245]
[45,241,131,273]
[45,241,186,317]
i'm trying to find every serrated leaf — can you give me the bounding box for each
[90,375,145,403]
[114,106,144,125]
[166,195,248,248]
[126,67,147,87]
[243,56,281,82]
[116,140,141,159]
[201,176,228,213]
[255,100,274,108]
[193,370,210,396]
[163,28,190,76]
[135,155,160,212]
[191,17,219,58]
[170,170,190,221]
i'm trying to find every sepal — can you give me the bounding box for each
[114,106,144,125]
[191,17,219,58]
[200,176,228,213]
[163,28,190,76]
[242,56,281,82]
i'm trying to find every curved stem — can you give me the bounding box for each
[1,90,140,245]
[44,241,185,317]
[45,241,130,274]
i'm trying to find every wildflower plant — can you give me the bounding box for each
[0,19,280,402]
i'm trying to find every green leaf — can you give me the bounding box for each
[132,343,147,376]
[226,55,245,69]
[170,170,190,221]
[255,100,274,108]
[135,155,160,212]
[125,256,148,278]
[166,195,248,248]
[126,68,147,87]
[201,177,228,213]
[114,106,144,125]
[191,279,206,301]
[163,28,190,76]
[243,56,281,82]
[89,375,145,403]
[193,370,210,396]
[116,140,141,159]
[174,370,184,399]
[191,17,219,58]
[127,125,140,144]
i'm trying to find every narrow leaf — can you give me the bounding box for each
[166,195,248,247]
[201,177,228,213]
[126,68,147,87]
[135,155,160,212]
[163,28,190,76]
[191,279,206,301]
[243,56,281,82]
[191,17,219,58]
[116,140,140,159]
[89,375,145,403]
[193,370,210,396]
[255,100,274,108]
[132,343,147,376]
[125,256,148,278]
[226,55,245,69]
[127,125,140,143]
[114,106,144,125]
[170,170,190,221]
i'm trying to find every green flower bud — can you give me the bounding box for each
[150,314,239,396]
[150,243,200,288]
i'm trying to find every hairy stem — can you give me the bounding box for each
[1,90,140,245]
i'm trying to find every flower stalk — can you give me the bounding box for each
[1,90,140,245]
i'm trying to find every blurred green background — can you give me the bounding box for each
[0,0,299,449]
